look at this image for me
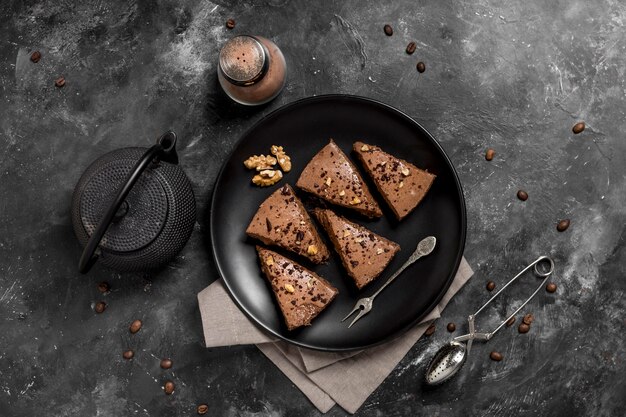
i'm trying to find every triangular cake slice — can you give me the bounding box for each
[313,208,400,289]
[256,246,338,331]
[353,142,436,221]
[296,139,382,218]
[246,184,330,264]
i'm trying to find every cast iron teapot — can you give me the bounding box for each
[71,131,196,273]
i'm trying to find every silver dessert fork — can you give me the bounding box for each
[342,236,437,328]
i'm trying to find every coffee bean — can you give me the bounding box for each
[522,313,534,325]
[226,19,235,29]
[572,122,585,134]
[416,61,426,73]
[517,190,528,201]
[163,380,175,395]
[557,219,570,232]
[129,319,142,334]
[160,358,173,369]
[406,42,416,55]
[55,76,66,88]
[97,281,110,293]
[383,24,393,36]
[485,148,495,161]
[30,51,41,63]
[197,404,209,415]
[94,301,107,313]
[505,316,516,327]
[490,351,503,361]
[546,282,557,293]
[518,323,530,334]
[123,350,134,360]
[447,322,456,332]
[425,323,436,336]
[486,281,496,291]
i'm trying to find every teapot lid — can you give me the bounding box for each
[79,153,168,253]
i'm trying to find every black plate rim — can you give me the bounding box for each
[209,94,467,352]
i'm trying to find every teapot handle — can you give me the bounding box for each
[78,131,179,273]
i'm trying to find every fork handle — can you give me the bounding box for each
[371,253,423,300]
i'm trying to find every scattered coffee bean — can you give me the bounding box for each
[518,323,530,334]
[416,61,426,73]
[55,76,66,88]
[546,282,557,293]
[522,313,534,325]
[505,316,516,327]
[94,301,107,314]
[485,148,495,161]
[425,323,436,336]
[406,42,416,55]
[557,219,570,232]
[486,281,496,292]
[447,322,456,332]
[517,190,528,201]
[30,51,41,63]
[383,24,393,36]
[164,380,175,395]
[572,122,585,134]
[123,350,134,360]
[129,319,142,334]
[160,358,173,369]
[226,19,236,29]
[490,351,503,361]
[97,281,110,293]
[197,404,209,415]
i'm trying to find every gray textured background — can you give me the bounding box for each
[1,0,625,415]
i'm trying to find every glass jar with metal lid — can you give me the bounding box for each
[218,35,286,106]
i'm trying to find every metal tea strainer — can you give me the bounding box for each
[425,256,555,385]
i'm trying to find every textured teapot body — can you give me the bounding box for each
[72,136,196,273]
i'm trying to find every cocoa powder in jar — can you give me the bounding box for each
[218,35,286,106]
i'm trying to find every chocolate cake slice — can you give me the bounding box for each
[256,246,338,331]
[353,142,436,221]
[313,208,400,289]
[246,184,330,264]
[296,139,382,218]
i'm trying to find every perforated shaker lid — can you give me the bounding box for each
[219,35,269,85]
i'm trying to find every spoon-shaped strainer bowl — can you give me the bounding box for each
[425,341,467,385]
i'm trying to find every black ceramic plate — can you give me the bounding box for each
[210,95,466,351]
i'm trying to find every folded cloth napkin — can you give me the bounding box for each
[198,257,472,414]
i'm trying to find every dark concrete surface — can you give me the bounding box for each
[1,0,625,415]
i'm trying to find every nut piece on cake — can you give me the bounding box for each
[246,184,330,264]
[353,142,436,220]
[296,139,382,218]
[257,246,338,330]
[313,208,400,289]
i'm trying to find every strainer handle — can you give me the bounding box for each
[473,256,554,338]
[78,131,178,273]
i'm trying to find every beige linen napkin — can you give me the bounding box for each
[198,257,472,414]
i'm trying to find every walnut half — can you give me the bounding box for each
[270,145,292,172]
[252,169,283,187]
[244,154,277,170]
